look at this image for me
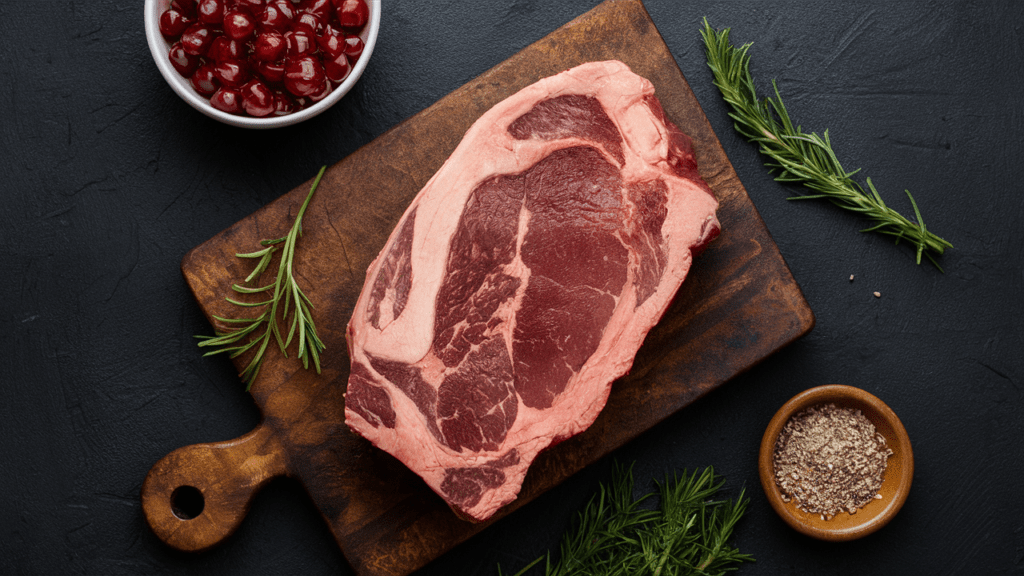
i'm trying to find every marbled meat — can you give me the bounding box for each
[344,61,720,521]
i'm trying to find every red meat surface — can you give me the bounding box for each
[345,61,720,521]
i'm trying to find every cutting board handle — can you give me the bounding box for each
[141,422,288,552]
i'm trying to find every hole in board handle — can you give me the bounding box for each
[170,485,205,520]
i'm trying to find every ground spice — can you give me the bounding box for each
[773,403,893,520]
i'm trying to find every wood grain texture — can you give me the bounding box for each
[141,423,287,552]
[142,1,814,574]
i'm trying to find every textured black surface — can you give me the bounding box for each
[1,1,1022,574]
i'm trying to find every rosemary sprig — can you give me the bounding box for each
[701,18,952,269]
[503,463,752,576]
[196,166,327,390]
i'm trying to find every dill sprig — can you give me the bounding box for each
[701,18,952,269]
[503,463,753,576]
[196,166,327,390]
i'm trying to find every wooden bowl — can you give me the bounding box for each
[758,385,913,541]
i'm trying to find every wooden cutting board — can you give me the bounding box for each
[141,1,814,574]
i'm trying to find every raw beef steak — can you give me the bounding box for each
[344,61,720,521]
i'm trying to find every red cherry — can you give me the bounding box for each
[292,12,322,34]
[269,0,295,20]
[299,0,333,20]
[253,31,286,62]
[159,9,192,38]
[256,60,286,83]
[190,63,220,96]
[241,80,276,117]
[197,0,225,25]
[322,50,350,83]
[208,36,245,61]
[284,29,316,57]
[334,0,368,30]
[213,59,251,87]
[228,0,263,14]
[180,24,215,56]
[316,27,343,58]
[210,87,243,114]
[171,0,198,18]
[201,1,230,26]
[308,78,333,103]
[283,55,325,96]
[223,9,256,40]
[270,0,294,13]
[342,34,363,61]
[168,42,201,77]
[258,2,292,32]
[273,91,296,115]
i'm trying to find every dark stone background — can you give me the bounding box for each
[2,1,1021,574]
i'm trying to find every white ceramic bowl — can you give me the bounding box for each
[144,0,380,129]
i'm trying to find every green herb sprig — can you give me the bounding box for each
[503,463,752,576]
[701,19,952,269]
[196,166,327,390]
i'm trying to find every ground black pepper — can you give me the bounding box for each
[773,403,892,520]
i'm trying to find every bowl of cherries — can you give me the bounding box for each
[145,0,379,128]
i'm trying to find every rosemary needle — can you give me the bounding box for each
[701,18,952,270]
[502,463,752,576]
[196,166,327,390]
